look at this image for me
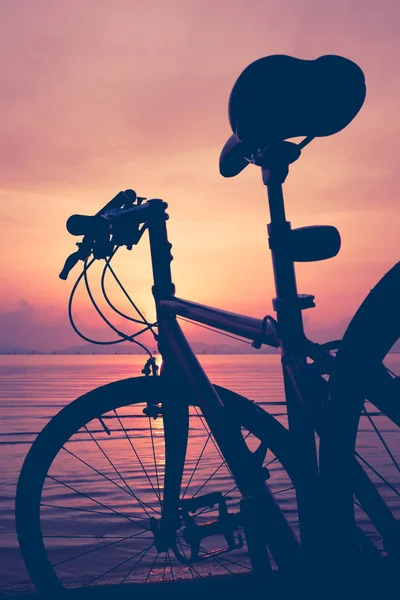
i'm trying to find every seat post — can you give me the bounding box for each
[262,161,305,347]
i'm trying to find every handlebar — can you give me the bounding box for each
[59,191,167,280]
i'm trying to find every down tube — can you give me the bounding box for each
[158,311,302,571]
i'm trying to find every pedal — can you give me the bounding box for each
[178,492,243,564]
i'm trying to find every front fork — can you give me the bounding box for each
[158,358,189,542]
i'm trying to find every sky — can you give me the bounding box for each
[0,0,399,351]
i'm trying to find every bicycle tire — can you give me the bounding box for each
[320,261,400,562]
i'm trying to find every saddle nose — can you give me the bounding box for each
[219,135,249,178]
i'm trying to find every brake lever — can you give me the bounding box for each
[59,251,83,280]
[59,237,93,280]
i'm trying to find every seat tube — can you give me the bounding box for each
[265,169,321,560]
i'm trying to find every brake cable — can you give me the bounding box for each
[68,258,126,346]
[68,259,153,356]
[101,247,158,340]
[82,259,155,356]
[100,247,146,325]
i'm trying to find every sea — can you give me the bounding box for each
[0,354,399,593]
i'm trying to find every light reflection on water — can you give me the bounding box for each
[0,354,399,591]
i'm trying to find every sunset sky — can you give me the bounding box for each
[0,0,399,351]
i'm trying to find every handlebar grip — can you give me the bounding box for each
[59,251,81,280]
[66,214,103,236]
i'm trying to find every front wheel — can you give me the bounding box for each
[16,375,299,595]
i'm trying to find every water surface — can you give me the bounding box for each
[0,354,399,592]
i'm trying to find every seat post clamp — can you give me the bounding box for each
[272,294,315,312]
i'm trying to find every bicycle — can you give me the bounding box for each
[15,54,400,595]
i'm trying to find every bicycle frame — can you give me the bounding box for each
[134,162,325,567]
[141,199,301,570]
[97,172,386,568]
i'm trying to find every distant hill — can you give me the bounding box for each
[57,343,150,355]
[0,340,279,355]
[1,339,399,356]
[0,345,46,355]
[55,341,279,355]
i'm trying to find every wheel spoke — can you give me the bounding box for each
[182,428,213,499]
[191,460,226,499]
[148,417,162,502]
[45,475,150,529]
[199,545,234,574]
[43,534,130,539]
[167,550,174,581]
[354,499,366,511]
[192,431,257,505]
[144,551,159,583]
[40,502,146,522]
[62,445,158,507]
[52,530,151,568]
[274,485,295,496]
[186,408,249,502]
[162,551,168,582]
[84,423,160,517]
[114,409,162,504]
[194,407,227,466]
[82,543,155,587]
[196,456,281,518]
[120,543,154,583]
[175,539,199,579]
[362,407,400,473]
[193,432,255,517]
[355,452,400,497]
[203,551,252,572]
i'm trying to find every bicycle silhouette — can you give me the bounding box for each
[16,54,400,594]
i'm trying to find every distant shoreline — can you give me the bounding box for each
[1,351,399,356]
[0,351,281,356]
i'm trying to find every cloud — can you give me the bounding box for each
[0,299,157,352]
[0,300,74,351]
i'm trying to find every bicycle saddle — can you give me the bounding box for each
[220,54,366,177]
